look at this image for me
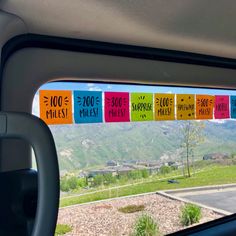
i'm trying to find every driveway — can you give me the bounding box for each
[161,184,236,214]
[183,189,236,213]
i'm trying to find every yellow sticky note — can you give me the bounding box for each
[176,94,195,120]
[154,94,175,120]
[196,95,214,120]
[39,90,73,125]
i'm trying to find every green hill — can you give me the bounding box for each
[49,120,236,171]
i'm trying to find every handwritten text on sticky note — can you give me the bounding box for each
[154,94,175,120]
[214,95,229,119]
[39,90,73,125]
[105,92,130,122]
[131,93,153,121]
[196,95,214,120]
[74,91,102,123]
[176,94,195,120]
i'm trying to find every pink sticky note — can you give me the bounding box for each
[105,92,130,122]
[214,95,229,119]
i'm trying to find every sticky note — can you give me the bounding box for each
[73,91,102,123]
[131,93,153,121]
[104,92,130,122]
[196,95,214,120]
[231,96,236,119]
[176,94,195,120]
[214,95,229,119]
[39,90,73,125]
[154,94,175,120]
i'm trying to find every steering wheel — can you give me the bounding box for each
[0,112,59,236]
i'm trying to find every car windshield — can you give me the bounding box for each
[33,82,236,235]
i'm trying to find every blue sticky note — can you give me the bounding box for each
[74,91,103,123]
[231,96,236,119]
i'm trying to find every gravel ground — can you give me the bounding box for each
[57,193,222,235]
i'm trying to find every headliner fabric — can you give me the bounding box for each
[1,0,236,58]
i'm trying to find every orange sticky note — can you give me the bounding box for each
[196,95,214,120]
[39,90,73,125]
[176,94,195,120]
[154,94,175,120]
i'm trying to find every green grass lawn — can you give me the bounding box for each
[60,165,236,207]
[63,169,183,197]
[55,224,72,235]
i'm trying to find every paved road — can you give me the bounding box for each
[181,189,236,213]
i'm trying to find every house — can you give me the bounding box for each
[136,161,148,166]
[167,161,175,166]
[88,169,116,178]
[122,163,137,169]
[147,161,161,167]
[106,160,119,167]
[203,153,229,161]
[116,167,134,175]
[77,171,88,178]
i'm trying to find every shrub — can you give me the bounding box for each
[77,177,87,188]
[171,165,178,171]
[93,174,104,186]
[55,224,72,235]
[128,170,143,180]
[103,173,116,185]
[67,176,78,190]
[118,204,145,213]
[118,174,128,183]
[132,214,159,236]
[160,166,171,175]
[60,178,70,192]
[141,169,149,178]
[180,203,201,226]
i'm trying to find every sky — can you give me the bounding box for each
[38,82,236,95]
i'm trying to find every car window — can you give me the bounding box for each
[33,82,236,235]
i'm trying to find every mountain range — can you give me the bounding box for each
[49,120,236,172]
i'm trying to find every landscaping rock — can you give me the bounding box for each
[57,194,221,235]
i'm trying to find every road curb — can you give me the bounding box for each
[163,183,236,195]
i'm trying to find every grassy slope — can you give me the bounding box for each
[60,165,236,207]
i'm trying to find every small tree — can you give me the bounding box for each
[160,166,171,175]
[179,121,205,177]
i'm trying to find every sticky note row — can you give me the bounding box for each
[39,90,235,125]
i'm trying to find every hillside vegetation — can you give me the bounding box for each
[50,120,236,171]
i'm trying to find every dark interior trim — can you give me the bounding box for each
[169,213,236,235]
[2,34,236,70]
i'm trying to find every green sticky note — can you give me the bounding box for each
[131,93,154,121]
